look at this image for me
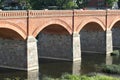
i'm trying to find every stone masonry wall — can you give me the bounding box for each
[0,38,27,70]
[112,28,120,48]
[37,33,72,60]
[80,30,106,53]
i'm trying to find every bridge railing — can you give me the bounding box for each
[28,10,120,17]
[0,10,120,18]
[28,10,73,17]
[74,10,106,16]
[107,10,120,15]
[0,10,27,18]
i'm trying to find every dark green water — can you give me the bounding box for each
[0,53,120,80]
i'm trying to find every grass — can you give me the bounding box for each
[42,74,120,80]
[101,64,120,74]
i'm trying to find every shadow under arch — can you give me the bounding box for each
[32,19,72,38]
[37,24,72,61]
[76,18,105,33]
[79,22,106,53]
[0,28,25,40]
[0,21,27,40]
[111,20,120,49]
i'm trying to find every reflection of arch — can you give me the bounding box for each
[76,18,105,33]
[109,17,120,29]
[32,19,72,37]
[0,21,27,39]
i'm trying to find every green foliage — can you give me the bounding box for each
[0,0,4,8]
[42,76,56,80]
[60,74,80,80]
[28,0,75,10]
[55,0,69,9]
[17,0,32,9]
[76,0,89,8]
[76,0,84,8]
[43,74,120,80]
[106,0,118,7]
[63,1,78,9]
[101,64,120,74]
[1,0,119,10]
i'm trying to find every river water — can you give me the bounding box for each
[0,53,120,80]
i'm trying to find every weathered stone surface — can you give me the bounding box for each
[28,70,39,80]
[106,30,113,55]
[0,38,27,70]
[72,33,81,61]
[106,55,113,65]
[72,60,81,75]
[37,33,72,61]
[80,30,106,53]
[112,27,120,48]
[27,36,39,71]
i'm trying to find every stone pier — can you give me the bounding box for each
[27,36,39,71]
[105,55,113,65]
[28,70,39,80]
[72,33,81,61]
[72,60,81,75]
[106,29,113,55]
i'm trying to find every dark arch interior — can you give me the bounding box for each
[80,22,106,53]
[0,28,24,40]
[40,24,70,35]
[37,24,72,60]
[112,21,120,49]
[82,22,104,31]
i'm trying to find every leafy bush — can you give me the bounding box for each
[101,64,120,74]
[42,74,120,80]
[60,74,80,80]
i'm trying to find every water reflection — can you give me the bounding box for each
[0,70,27,80]
[28,70,39,80]
[0,53,120,80]
[72,61,81,75]
[39,59,72,78]
[106,55,113,65]
[81,53,106,74]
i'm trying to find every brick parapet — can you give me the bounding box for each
[28,10,73,18]
[74,10,106,16]
[0,10,27,18]
[107,10,120,16]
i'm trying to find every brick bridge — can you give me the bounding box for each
[0,10,120,71]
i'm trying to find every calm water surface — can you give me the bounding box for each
[0,53,120,80]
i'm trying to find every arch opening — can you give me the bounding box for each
[0,28,24,40]
[112,21,120,50]
[0,28,27,69]
[37,24,72,60]
[80,22,106,53]
[40,24,70,35]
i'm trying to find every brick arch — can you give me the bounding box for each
[109,17,120,29]
[0,21,27,39]
[32,19,72,37]
[76,18,105,33]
